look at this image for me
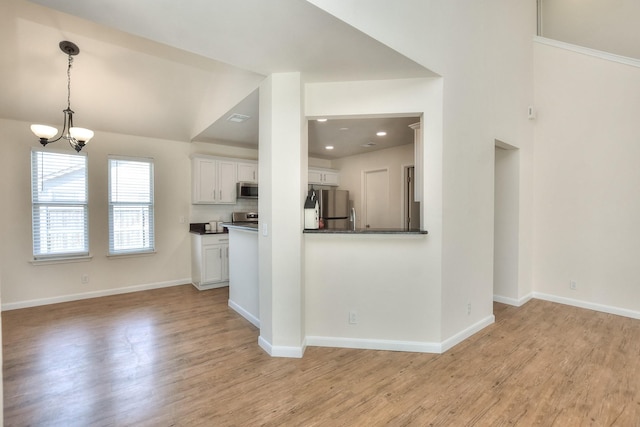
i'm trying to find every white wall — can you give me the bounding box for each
[305,234,438,348]
[533,41,640,316]
[0,118,193,307]
[0,119,261,309]
[540,0,640,60]
[333,143,415,229]
[308,0,536,339]
[305,77,445,345]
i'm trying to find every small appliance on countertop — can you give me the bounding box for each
[304,189,319,229]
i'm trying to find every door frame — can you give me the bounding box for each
[401,163,416,229]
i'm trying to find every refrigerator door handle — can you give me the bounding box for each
[350,208,356,230]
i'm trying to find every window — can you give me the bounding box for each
[31,149,89,259]
[109,156,154,255]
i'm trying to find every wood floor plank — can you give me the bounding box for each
[3,285,640,426]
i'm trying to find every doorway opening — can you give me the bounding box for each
[494,140,520,304]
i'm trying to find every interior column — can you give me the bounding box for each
[257,72,306,357]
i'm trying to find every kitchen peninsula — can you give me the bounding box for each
[224,222,260,328]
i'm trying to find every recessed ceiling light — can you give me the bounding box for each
[325,145,334,150]
[376,131,387,136]
[340,127,349,131]
[227,113,251,123]
[317,118,328,122]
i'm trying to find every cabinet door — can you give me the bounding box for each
[193,158,217,203]
[217,161,237,203]
[309,168,339,186]
[237,163,258,183]
[308,169,323,185]
[202,244,224,284]
[222,244,229,281]
[322,171,340,186]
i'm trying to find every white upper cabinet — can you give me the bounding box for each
[192,156,238,204]
[309,168,340,186]
[237,162,258,183]
[217,160,237,203]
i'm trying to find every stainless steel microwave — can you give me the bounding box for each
[237,182,258,199]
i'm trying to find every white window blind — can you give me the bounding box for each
[109,156,154,255]
[31,149,89,259]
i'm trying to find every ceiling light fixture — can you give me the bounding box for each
[31,41,94,152]
[325,145,334,150]
[317,118,328,122]
[376,131,387,136]
[227,113,251,123]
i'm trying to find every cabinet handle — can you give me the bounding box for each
[253,171,256,181]
[219,248,222,259]
[219,189,222,200]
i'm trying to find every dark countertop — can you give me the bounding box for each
[189,223,228,235]
[304,228,428,235]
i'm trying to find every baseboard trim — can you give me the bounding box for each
[228,299,260,328]
[258,335,305,358]
[493,293,533,307]
[1,278,191,311]
[533,292,640,320]
[440,314,496,353]
[306,336,441,353]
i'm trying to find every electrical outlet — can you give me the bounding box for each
[81,274,89,284]
[349,311,358,324]
[570,280,577,290]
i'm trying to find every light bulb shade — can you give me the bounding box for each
[31,124,58,140]
[69,127,94,143]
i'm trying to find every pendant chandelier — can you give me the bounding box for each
[31,41,94,152]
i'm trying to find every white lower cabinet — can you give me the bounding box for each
[191,234,229,290]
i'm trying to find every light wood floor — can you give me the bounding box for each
[3,285,640,426]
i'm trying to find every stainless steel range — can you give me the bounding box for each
[232,211,258,224]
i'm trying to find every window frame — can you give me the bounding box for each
[31,148,89,261]
[108,155,155,256]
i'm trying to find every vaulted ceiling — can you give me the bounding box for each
[1,0,433,147]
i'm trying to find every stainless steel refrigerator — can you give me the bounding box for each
[318,189,349,229]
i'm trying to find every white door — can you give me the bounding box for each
[363,168,390,229]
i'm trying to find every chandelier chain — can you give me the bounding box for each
[67,54,73,110]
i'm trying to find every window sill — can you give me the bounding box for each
[107,251,156,259]
[30,254,93,266]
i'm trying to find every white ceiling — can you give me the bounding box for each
[2,0,432,150]
[308,116,419,160]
